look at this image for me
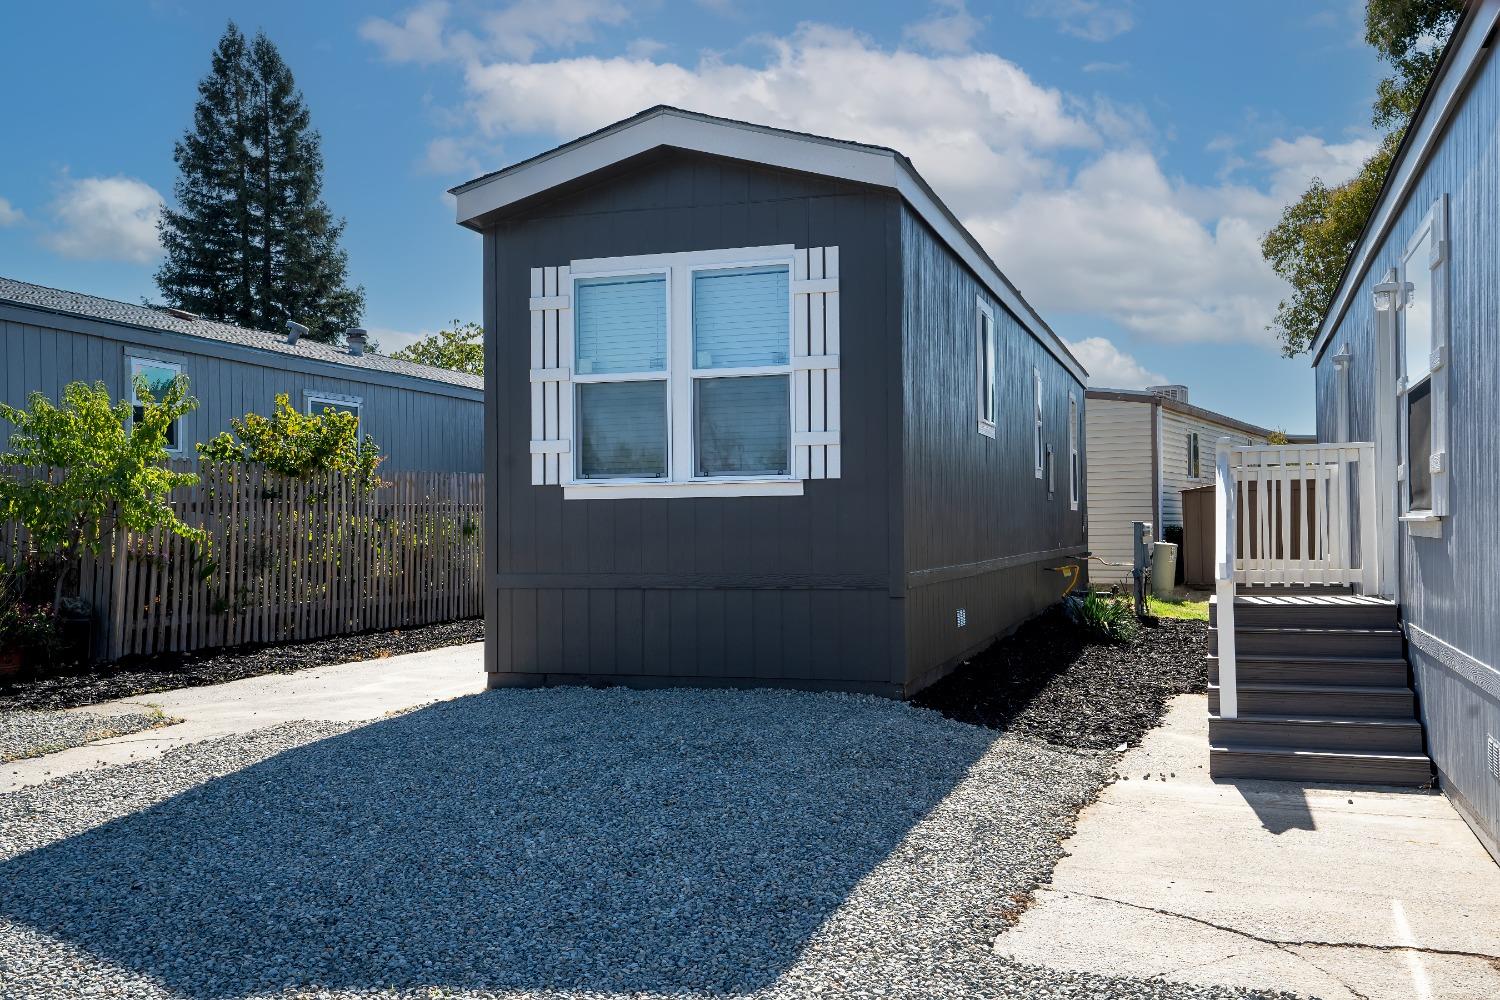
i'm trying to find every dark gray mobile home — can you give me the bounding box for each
[454,107,1088,697]
[0,277,483,473]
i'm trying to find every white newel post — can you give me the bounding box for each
[1214,437,1238,720]
[1357,442,1380,596]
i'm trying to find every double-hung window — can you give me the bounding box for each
[531,245,840,498]
[127,356,184,452]
[976,299,996,438]
[1068,392,1080,510]
[1032,367,1044,479]
[1396,195,1450,527]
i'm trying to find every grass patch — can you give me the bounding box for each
[1147,595,1209,622]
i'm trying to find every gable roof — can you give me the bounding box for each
[450,105,1087,383]
[1085,388,1310,442]
[0,276,483,391]
[1310,0,1500,364]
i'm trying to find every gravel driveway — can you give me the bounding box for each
[0,687,1286,999]
[0,708,174,764]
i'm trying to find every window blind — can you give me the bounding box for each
[692,266,789,369]
[576,275,667,374]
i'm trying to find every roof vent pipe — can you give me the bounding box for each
[286,320,308,346]
[345,328,368,356]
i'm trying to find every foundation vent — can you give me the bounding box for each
[956,607,967,629]
[1488,733,1500,781]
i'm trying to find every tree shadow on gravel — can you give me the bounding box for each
[0,688,995,998]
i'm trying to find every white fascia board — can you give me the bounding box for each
[1311,0,1500,365]
[453,109,1088,383]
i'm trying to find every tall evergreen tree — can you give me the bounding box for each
[157,22,364,344]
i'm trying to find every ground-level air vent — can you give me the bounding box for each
[956,607,967,629]
[1488,733,1500,781]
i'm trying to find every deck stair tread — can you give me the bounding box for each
[1213,625,1401,635]
[1209,745,1431,762]
[1209,713,1420,727]
[1210,682,1412,696]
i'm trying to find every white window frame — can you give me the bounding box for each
[127,355,184,453]
[976,298,996,438]
[564,245,802,499]
[1187,431,1202,480]
[1068,391,1079,511]
[304,390,363,430]
[1396,194,1449,536]
[1032,367,1044,479]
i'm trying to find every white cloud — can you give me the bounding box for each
[361,1,452,64]
[904,0,983,55]
[0,196,23,227]
[626,37,668,60]
[44,175,163,263]
[1028,1,1135,42]
[378,15,1379,351]
[1066,337,1165,388]
[419,136,481,176]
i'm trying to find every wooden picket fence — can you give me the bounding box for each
[1,463,483,660]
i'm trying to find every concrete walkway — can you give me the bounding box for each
[995,693,1500,1000]
[2,643,485,792]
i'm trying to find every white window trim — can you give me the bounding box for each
[1395,194,1449,532]
[976,298,996,438]
[127,355,184,453]
[1068,391,1079,511]
[1032,367,1044,479]
[565,244,803,499]
[304,390,363,416]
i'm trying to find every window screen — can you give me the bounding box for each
[695,376,790,476]
[577,381,667,479]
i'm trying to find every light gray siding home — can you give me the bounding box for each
[1,277,482,472]
[1307,0,1500,859]
[1085,387,1288,586]
[452,106,1088,698]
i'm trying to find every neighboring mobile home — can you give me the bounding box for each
[1085,385,1293,586]
[1214,0,1500,859]
[453,106,1089,697]
[0,277,483,472]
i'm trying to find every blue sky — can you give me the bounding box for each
[0,1,1388,432]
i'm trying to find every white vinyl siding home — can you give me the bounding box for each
[1085,387,1286,586]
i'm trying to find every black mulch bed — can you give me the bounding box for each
[0,618,484,712]
[914,608,1208,751]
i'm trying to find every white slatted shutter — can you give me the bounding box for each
[529,265,573,485]
[792,246,841,479]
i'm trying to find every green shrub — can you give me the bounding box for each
[198,393,384,487]
[1066,589,1140,644]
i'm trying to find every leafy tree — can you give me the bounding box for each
[0,378,203,610]
[1262,0,1462,356]
[389,321,484,376]
[197,393,385,486]
[156,22,364,344]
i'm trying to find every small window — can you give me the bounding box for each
[128,356,184,452]
[1187,431,1201,479]
[976,300,996,438]
[305,391,363,431]
[1046,443,1055,498]
[1397,195,1448,521]
[574,273,670,480]
[1068,392,1080,510]
[1032,367,1044,479]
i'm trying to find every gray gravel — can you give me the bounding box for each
[0,688,1291,999]
[0,708,173,763]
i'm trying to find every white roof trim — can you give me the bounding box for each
[452,108,1087,383]
[1311,0,1500,364]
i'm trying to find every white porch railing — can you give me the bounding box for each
[1214,440,1379,719]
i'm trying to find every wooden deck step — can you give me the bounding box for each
[1208,654,1409,687]
[1209,745,1433,786]
[1209,682,1414,718]
[1209,713,1425,753]
[1210,595,1398,630]
[1209,625,1404,658]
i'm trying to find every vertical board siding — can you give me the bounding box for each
[1,465,483,659]
[1313,43,1500,852]
[1084,398,1155,585]
[898,206,1086,688]
[485,153,902,692]
[0,317,483,473]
